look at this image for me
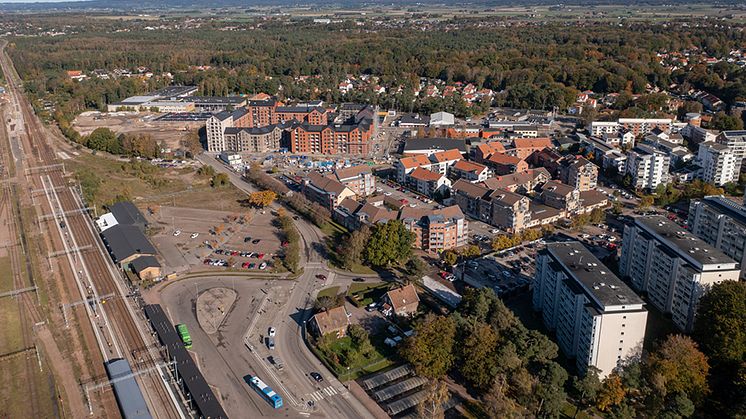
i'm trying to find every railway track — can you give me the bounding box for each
[1,42,181,418]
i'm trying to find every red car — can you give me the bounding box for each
[242,262,250,268]
[258,253,265,259]
[281,241,289,247]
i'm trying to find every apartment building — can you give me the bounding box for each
[205,108,251,152]
[588,118,672,137]
[540,180,581,213]
[274,105,329,125]
[428,149,463,175]
[716,131,746,165]
[450,160,492,183]
[558,156,598,191]
[625,144,671,190]
[302,172,357,211]
[600,131,635,148]
[333,165,376,197]
[223,125,284,153]
[579,134,627,174]
[619,216,741,332]
[481,168,550,193]
[688,196,746,279]
[407,167,452,197]
[696,142,740,186]
[246,98,280,127]
[394,154,432,183]
[399,205,468,253]
[533,241,647,377]
[289,121,373,155]
[451,180,531,233]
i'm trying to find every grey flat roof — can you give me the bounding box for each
[634,215,736,267]
[184,96,245,104]
[546,241,643,309]
[149,85,197,98]
[700,196,746,225]
[109,202,148,231]
[403,137,467,153]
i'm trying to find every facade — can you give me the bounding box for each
[509,138,553,160]
[481,168,550,193]
[395,154,432,183]
[428,149,463,175]
[625,144,670,190]
[223,125,283,153]
[218,151,242,170]
[399,205,468,253]
[205,108,252,152]
[289,121,373,155]
[716,131,746,166]
[533,241,647,377]
[489,189,532,233]
[246,99,280,127]
[619,216,741,332]
[688,196,746,280]
[696,142,740,186]
[407,167,452,197]
[589,118,672,137]
[450,160,492,183]
[558,156,598,191]
[540,180,581,213]
[333,166,376,197]
[429,111,455,126]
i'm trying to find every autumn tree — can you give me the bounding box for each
[647,334,710,406]
[596,374,625,412]
[400,314,456,379]
[694,280,746,366]
[415,380,450,419]
[570,367,602,415]
[248,190,277,208]
[339,226,371,269]
[441,249,458,266]
[211,173,230,188]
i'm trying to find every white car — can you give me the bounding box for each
[268,327,276,337]
[384,192,392,196]
[190,232,199,239]
[173,230,181,237]
[259,262,267,270]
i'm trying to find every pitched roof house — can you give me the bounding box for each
[382,284,420,317]
[309,306,350,338]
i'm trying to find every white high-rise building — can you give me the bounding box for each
[688,196,746,280]
[205,111,235,152]
[619,216,741,332]
[696,141,740,186]
[716,130,746,165]
[533,241,647,377]
[625,144,670,190]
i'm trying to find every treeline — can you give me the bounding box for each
[8,18,746,120]
[72,127,163,158]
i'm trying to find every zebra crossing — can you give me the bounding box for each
[307,386,339,402]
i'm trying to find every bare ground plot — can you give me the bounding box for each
[72,111,203,151]
[67,152,250,212]
[146,206,282,274]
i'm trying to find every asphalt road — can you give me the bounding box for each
[192,154,375,418]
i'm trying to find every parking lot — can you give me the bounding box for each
[146,206,283,274]
[375,176,440,211]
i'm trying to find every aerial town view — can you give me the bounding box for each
[0,1,745,418]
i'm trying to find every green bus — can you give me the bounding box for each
[176,324,192,349]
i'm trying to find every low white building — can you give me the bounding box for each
[429,111,455,126]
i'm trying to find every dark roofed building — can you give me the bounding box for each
[101,224,157,265]
[130,255,162,281]
[109,201,148,233]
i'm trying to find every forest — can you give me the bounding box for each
[6,16,746,131]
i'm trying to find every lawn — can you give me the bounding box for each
[317,286,340,300]
[313,335,396,381]
[347,282,391,307]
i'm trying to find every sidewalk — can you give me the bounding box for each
[347,379,390,419]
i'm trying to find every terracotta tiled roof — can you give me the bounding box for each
[386,285,420,313]
[452,160,488,174]
[409,167,443,182]
[399,154,432,169]
[513,137,553,149]
[487,152,522,165]
[430,148,463,163]
[311,306,349,335]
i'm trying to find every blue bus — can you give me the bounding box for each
[248,375,283,409]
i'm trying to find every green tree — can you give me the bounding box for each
[710,111,744,131]
[400,314,456,379]
[364,220,415,267]
[340,226,371,269]
[441,249,458,266]
[459,322,499,389]
[570,367,602,415]
[693,280,746,365]
[211,173,230,188]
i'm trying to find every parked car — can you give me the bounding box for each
[173,230,181,237]
[267,337,275,350]
[244,236,252,242]
[252,239,261,244]
[259,262,268,270]
[268,327,276,337]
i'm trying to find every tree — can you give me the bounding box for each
[460,244,481,258]
[459,322,499,389]
[211,173,230,188]
[693,280,746,365]
[647,335,710,405]
[638,195,655,209]
[483,375,525,418]
[405,256,427,284]
[314,294,343,312]
[570,367,602,415]
[248,190,276,207]
[400,314,456,379]
[181,128,203,157]
[710,111,744,131]
[364,220,415,267]
[340,226,371,269]
[596,374,626,412]
[197,164,215,177]
[415,380,449,419]
[441,249,458,266]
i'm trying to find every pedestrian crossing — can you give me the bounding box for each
[307,386,339,401]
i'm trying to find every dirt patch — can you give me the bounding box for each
[196,288,237,334]
[72,111,203,151]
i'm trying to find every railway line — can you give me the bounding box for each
[0,41,183,419]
